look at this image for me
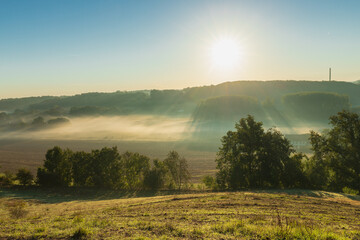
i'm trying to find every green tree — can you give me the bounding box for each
[216,115,305,189]
[37,146,72,187]
[309,110,360,192]
[120,151,150,190]
[306,131,331,189]
[90,147,121,189]
[70,151,92,186]
[16,168,34,186]
[143,159,168,190]
[164,151,190,190]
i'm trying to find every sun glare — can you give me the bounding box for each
[210,37,241,70]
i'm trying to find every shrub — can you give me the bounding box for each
[5,200,28,219]
[71,227,89,240]
[16,168,34,186]
[0,172,15,186]
[202,175,216,189]
[342,187,359,195]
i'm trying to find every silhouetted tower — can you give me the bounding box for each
[329,68,332,81]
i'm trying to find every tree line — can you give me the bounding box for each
[1,149,190,191]
[283,92,349,122]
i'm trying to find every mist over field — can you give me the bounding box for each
[1,80,359,145]
[0,81,357,181]
[0,80,359,175]
[0,84,348,180]
[0,114,321,142]
[1,115,190,141]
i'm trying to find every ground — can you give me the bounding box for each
[0,188,359,239]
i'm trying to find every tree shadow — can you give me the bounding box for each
[255,189,360,201]
[2,187,359,204]
[0,186,195,204]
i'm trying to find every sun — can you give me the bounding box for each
[210,37,241,70]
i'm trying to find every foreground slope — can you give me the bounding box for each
[0,190,359,239]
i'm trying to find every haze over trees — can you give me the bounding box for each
[192,96,264,122]
[191,96,265,137]
[1,81,360,136]
[283,92,349,123]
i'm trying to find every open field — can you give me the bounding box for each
[0,139,217,182]
[0,189,359,239]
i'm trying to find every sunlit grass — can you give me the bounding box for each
[0,190,359,239]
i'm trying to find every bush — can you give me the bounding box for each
[202,175,216,189]
[5,200,28,219]
[16,168,34,186]
[342,187,359,195]
[0,172,15,186]
[36,167,62,187]
[71,227,90,240]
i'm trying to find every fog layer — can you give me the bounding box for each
[1,115,190,141]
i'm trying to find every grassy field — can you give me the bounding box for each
[0,188,359,239]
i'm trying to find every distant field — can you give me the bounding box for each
[0,189,359,239]
[0,138,217,182]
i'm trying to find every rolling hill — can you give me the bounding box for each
[0,188,359,239]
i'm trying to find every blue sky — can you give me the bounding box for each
[1,0,360,98]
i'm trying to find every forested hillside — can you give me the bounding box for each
[0,81,359,136]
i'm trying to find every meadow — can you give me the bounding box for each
[0,189,359,239]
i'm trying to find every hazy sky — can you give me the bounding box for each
[1,0,360,98]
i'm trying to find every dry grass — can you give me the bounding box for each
[0,189,359,239]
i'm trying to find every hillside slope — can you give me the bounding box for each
[0,189,359,239]
[2,80,360,113]
[1,80,360,139]
[185,80,360,106]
